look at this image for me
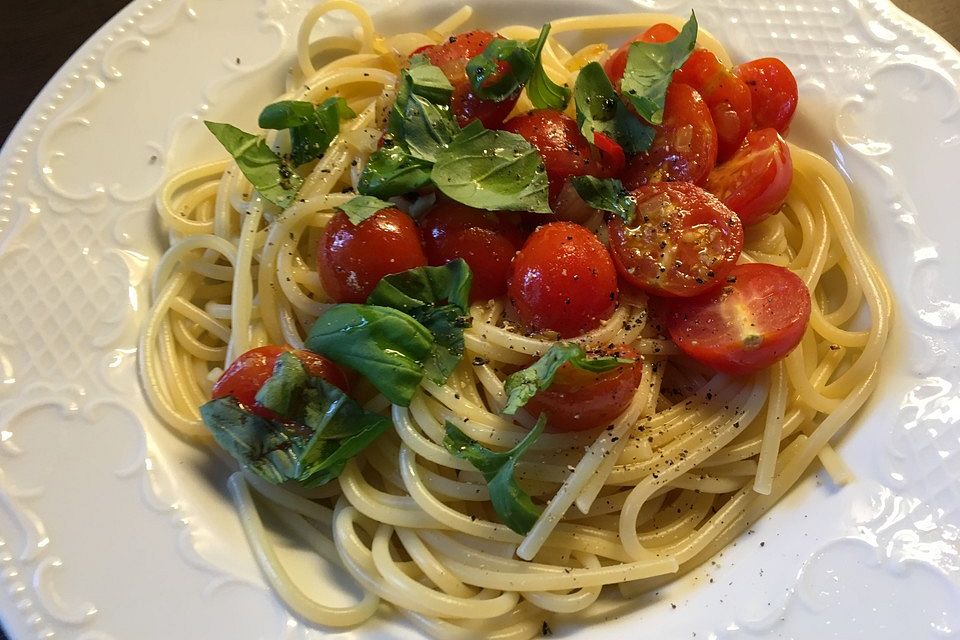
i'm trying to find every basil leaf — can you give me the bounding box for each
[442,414,547,534]
[466,38,535,101]
[502,343,635,415]
[620,12,698,125]
[200,357,390,487]
[335,195,394,225]
[368,260,473,384]
[258,98,356,165]
[432,122,551,213]
[367,259,472,314]
[358,144,433,198]
[526,25,570,110]
[570,176,636,224]
[305,304,434,406]
[402,94,460,163]
[205,121,303,208]
[574,62,654,154]
[406,55,455,105]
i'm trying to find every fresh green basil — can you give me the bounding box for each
[570,176,636,224]
[306,304,434,406]
[390,57,456,139]
[401,94,460,163]
[367,260,473,384]
[259,97,355,165]
[204,122,303,208]
[502,343,635,415]
[358,144,434,198]
[574,61,655,154]
[335,195,395,225]
[620,12,698,125]
[201,353,390,487]
[432,122,551,213]
[443,414,547,535]
[525,25,570,110]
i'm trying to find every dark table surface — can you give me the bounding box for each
[0,0,957,638]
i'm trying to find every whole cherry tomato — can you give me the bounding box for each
[735,57,799,133]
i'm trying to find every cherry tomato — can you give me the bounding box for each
[418,31,519,129]
[419,200,526,301]
[620,83,718,189]
[508,222,619,337]
[503,109,617,206]
[318,208,427,303]
[526,344,643,432]
[706,128,793,225]
[604,23,681,86]
[672,49,752,162]
[212,346,350,417]
[607,182,743,298]
[735,58,799,133]
[663,263,811,375]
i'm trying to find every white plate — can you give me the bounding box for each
[2,0,959,638]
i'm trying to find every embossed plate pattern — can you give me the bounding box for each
[1,0,959,638]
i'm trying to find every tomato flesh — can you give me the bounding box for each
[620,83,718,189]
[212,346,350,417]
[664,263,811,375]
[418,31,519,129]
[419,200,526,301]
[607,182,743,298]
[502,109,617,206]
[526,344,643,432]
[673,49,752,162]
[604,23,681,86]
[735,58,799,133]
[706,128,793,225]
[318,208,428,303]
[508,222,619,337]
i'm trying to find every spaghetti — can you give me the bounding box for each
[139,3,891,637]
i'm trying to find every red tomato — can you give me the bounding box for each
[735,58,799,133]
[607,182,743,298]
[706,128,793,225]
[318,208,427,303]
[672,49,752,162]
[604,23,680,86]
[418,31,519,129]
[212,346,350,417]
[526,344,643,432]
[620,83,718,189]
[663,263,811,375]
[419,200,526,301]
[502,110,617,206]
[508,222,619,337]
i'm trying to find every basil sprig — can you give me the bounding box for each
[621,12,698,125]
[259,97,355,165]
[443,414,547,535]
[306,261,473,406]
[358,143,433,198]
[574,62,655,154]
[200,352,390,487]
[570,176,636,224]
[335,195,394,225]
[465,25,569,110]
[502,343,635,415]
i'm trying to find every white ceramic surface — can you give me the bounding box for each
[1,0,959,638]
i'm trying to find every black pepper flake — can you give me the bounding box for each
[541,621,553,636]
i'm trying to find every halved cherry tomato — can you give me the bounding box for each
[607,182,743,297]
[417,31,519,129]
[318,207,427,303]
[735,58,799,133]
[620,83,718,189]
[706,128,793,225]
[604,23,681,86]
[526,344,643,432]
[663,263,811,375]
[419,200,526,301]
[673,49,752,162]
[212,346,350,417]
[502,109,618,206]
[508,222,619,337]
